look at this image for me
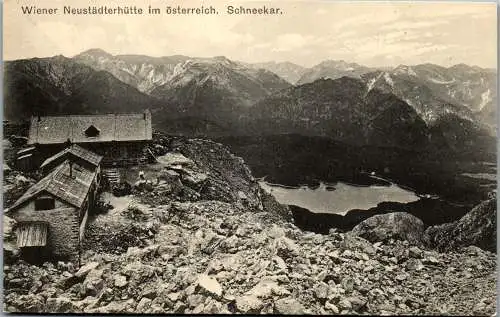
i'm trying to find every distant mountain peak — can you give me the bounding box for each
[50,54,71,62]
[250,61,307,84]
[260,60,303,67]
[393,64,417,76]
[448,63,483,73]
[318,59,348,66]
[76,48,113,58]
[297,60,373,85]
[451,63,469,67]
[213,55,230,61]
[394,64,409,70]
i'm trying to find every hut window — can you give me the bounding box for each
[85,125,100,137]
[34,197,55,210]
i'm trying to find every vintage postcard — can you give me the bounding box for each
[3,0,497,314]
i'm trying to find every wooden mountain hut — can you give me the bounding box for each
[26,110,154,167]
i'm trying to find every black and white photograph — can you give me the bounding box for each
[2,0,498,314]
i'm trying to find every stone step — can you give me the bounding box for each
[103,169,121,185]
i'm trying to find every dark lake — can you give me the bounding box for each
[218,134,495,231]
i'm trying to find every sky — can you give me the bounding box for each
[4,0,498,68]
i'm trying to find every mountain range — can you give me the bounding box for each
[361,64,496,127]
[3,49,496,151]
[255,59,496,131]
[72,50,292,134]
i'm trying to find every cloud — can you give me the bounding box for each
[380,20,448,31]
[316,8,327,15]
[271,33,313,52]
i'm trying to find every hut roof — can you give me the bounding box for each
[8,160,96,211]
[41,144,103,170]
[27,111,152,145]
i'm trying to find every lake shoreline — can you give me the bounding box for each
[259,175,421,216]
[289,197,472,233]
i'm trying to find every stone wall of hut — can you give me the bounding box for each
[10,199,81,261]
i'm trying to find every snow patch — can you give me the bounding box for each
[383,72,394,88]
[479,89,492,110]
[122,67,136,76]
[367,73,384,92]
[394,65,417,77]
[407,67,417,76]
[427,77,455,84]
[403,98,414,106]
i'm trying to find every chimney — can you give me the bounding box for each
[144,109,151,121]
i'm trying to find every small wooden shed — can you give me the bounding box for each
[6,159,100,264]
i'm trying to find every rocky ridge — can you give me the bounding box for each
[73,49,191,94]
[360,64,497,131]
[3,135,497,315]
[425,198,497,253]
[4,55,160,121]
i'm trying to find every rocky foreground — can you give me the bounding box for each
[3,135,497,315]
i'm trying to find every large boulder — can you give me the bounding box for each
[197,274,222,297]
[425,199,496,252]
[182,171,208,188]
[3,216,19,263]
[75,261,100,278]
[4,216,17,241]
[351,212,425,245]
[158,169,181,183]
[157,152,194,169]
